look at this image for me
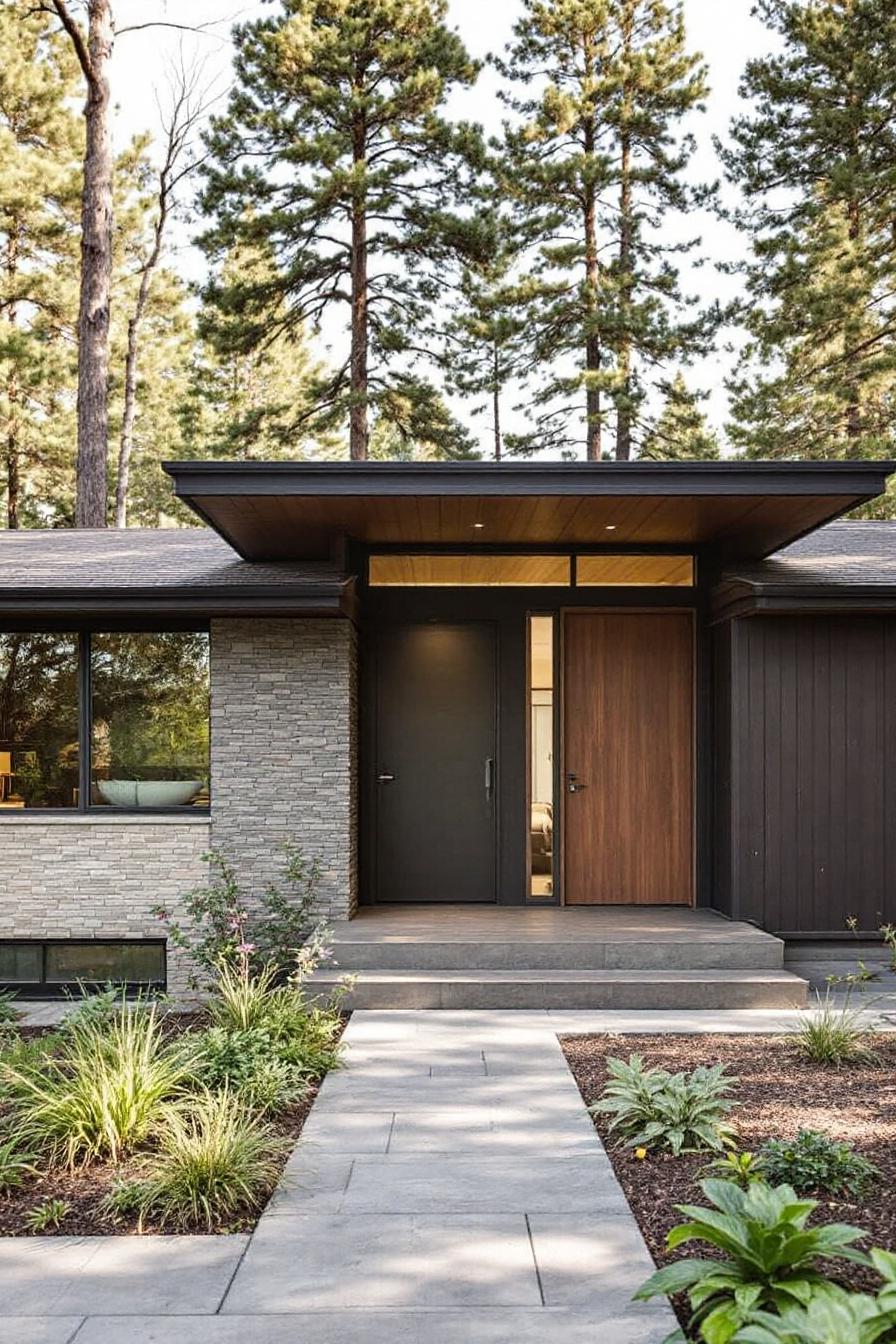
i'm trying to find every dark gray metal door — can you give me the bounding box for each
[374,623,497,903]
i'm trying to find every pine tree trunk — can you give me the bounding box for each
[583,181,602,462]
[582,44,602,465]
[5,228,19,530]
[58,0,114,527]
[492,340,502,460]
[116,187,167,528]
[844,193,862,454]
[615,17,634,462]
[349,109,368,461]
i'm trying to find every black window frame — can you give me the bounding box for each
[0,627,210,817]
[0,938,167,997]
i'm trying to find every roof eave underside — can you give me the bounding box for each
[162,461,896,563]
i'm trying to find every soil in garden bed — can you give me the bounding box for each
[0,1012,347,1237]
[561,1033,896,1303]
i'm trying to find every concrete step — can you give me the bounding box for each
[327,936,784,971]
[309,968,808,1011]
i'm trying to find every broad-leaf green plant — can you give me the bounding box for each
[591,1054,737,1155]
[634,1179,870,1344]
[704,1149,765,1190]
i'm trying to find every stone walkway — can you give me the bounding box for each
[5,1004,891,1343]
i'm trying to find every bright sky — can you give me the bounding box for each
[107,0,773,454]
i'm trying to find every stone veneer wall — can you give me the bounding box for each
[209,617,358,922]
[0,817,210,993]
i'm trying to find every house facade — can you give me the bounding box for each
[0,460,893,998]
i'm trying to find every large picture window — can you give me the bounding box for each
[0,630,209,813]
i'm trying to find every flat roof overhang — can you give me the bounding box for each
[162,460,895,563]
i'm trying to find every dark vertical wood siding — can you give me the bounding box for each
[723,615,896,933]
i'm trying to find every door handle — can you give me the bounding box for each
[377,772,394,783]
[567,772,587,793]
[484,757,495,800]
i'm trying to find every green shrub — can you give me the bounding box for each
[206,961,345,1082]
[2,1005,197,1167]
[634,1179,869,1344]
[194,1025,308,1112]
[153,843,322,986]
[24,1198,69,1232]
[703,1149,765,1190]
[0,989,18,1024]
[791,990,878,1066]
[590,1054,737,1155]
[757,1130,878,1198]
[123,1088,288,1231]
[0,1136,38,1192]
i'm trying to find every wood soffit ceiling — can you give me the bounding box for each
[162,462,896,563]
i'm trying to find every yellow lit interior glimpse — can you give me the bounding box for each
[369,554,572,586]
[575,554,694,586]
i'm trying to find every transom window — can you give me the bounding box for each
[0,631,209,812]
[368,552,695,587]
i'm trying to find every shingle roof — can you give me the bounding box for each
[0,528,351,616]
[726,520,896,590]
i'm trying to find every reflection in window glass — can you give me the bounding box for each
[0,633,79,809]
[0,944,43,982]
[91,632,210,808]
[529,616,555,898]
[44,942,165,985]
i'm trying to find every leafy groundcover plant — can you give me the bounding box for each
[591,1054,737,1155]
[757,1130,878,1199]
[634,1179,870,1344]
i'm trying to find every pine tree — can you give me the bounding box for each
[495,0,714,460]
[640,370,719,459]
[186,236,338,463]
[50,0,115,526]
[200,0,487,461]
[0,3,81,529]
[443,217,532,459]
[722,0,896,470]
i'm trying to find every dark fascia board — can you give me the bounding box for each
[711,577,896,623]
[0,581,354,621]
[163,459,896,499]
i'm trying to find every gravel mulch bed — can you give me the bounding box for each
[562,1033,896,1308]
[0,1011,346,1237]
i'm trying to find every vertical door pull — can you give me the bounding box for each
[484,757,495,799]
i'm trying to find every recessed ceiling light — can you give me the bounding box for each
[473,522,484,529]
[605,524,617,531]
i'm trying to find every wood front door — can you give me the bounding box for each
[373,623,497,903]
[563,611,693,905]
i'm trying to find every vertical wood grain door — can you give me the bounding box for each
[373,623,497,903]
[563,611,693,905]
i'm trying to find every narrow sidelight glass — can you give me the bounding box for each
[528,615,555,898]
